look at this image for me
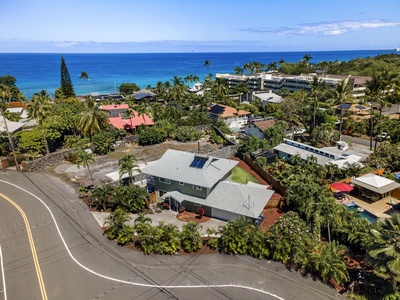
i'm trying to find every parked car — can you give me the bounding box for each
[375,132,390,140]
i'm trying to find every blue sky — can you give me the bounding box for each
[1,0,399,53]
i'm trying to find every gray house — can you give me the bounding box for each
[141,149,274,221]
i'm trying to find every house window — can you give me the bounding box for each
[193,185,202,191]
[179,182,184,186]
[159,177,171,184]
[194,203,201,207]
[158,190,167,197]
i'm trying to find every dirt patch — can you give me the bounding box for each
[259,208,284,231]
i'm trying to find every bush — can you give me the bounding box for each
[92,131,115,155]
[138,127,167,146]
[178,206,185,213]
[175,126,197,142]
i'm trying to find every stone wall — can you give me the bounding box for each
[26,149,74,172]
[207,145,238,159]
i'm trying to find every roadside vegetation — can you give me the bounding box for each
[1,53,400,298]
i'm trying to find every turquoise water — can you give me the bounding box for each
[347,204,377,223]
[0,50,397,99]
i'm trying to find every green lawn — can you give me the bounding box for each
[231,166,258,184]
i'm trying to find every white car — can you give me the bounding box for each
[375,132,390,140]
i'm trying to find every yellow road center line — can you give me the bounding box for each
[0,193,48,300]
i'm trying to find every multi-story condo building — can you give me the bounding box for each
[216,73,371,100]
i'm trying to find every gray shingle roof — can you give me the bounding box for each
[141,149,238,188]
[163,181,273,219]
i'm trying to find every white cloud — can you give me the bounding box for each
[241,20,400,36]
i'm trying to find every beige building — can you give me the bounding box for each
[216,73,371,100]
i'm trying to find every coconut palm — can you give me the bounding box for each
[0,85,19,170]
[365,75,383,150]
[204,60,212,73]
[366,213,400,292]
[75,149,96,186]
[118,154,140,184]
[328,78,355,140]
[309,76,327,131]
[79,71,90,94]
[27,90,53,155]
[76,96,109,141]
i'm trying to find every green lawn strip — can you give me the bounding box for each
[231,166,258,184]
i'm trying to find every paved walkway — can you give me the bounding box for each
[92,208,226,236]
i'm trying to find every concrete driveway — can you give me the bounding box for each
[92,207,226,236]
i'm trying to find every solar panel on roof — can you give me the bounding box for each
[339,104,351,109]
[190,157,208,169]
[355,105,367,110]
[197,159,207,169]
[190,158,200,167]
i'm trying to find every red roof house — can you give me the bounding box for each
[101,104,153,131]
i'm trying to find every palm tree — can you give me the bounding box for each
[234,66,244,75]
[76,96,109,141]
[309,76,327,131]
[328,78,355,140]
[92,184,114,211]
[118,154,140,184]
[0,85,19,170]
[135,102,148,125]
[365,75,383,150]
[75,149,96,186]
[204,60,212,73]
[79,71,90,94]
[104,207,131,240]
[180,221,203,253]
[312,241,349,285]
[27,90,53,155]
[366,213,400,292]
[134,212,152,226]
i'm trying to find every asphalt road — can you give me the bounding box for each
[0,170,343,300]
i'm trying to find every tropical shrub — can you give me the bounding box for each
[174,126,198,142]
[180,222,203,252]
[138,127,167,145]
[92,131,116,155]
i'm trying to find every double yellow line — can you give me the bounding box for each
[0,193,48,300]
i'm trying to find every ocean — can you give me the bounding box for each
[0,50,397,99]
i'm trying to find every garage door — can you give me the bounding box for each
[212,208,239,221]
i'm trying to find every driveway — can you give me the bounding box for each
[92,206,226,236]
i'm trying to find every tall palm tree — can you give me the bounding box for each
[0,85,19,170]
[76,149,96,186]
[328,78,354,140]
[204,60,212,73]
[309,76,327,131]
[365,75,383,150]
[27,90,53,155]
[135,102,148,125]
[79,71,90,94]
[76,96,109,141]
[118,154,140,184]
[366,213,400,292]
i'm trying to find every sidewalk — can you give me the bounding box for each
[92,208,226,236]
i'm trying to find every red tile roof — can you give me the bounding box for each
[101,104,153,130]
